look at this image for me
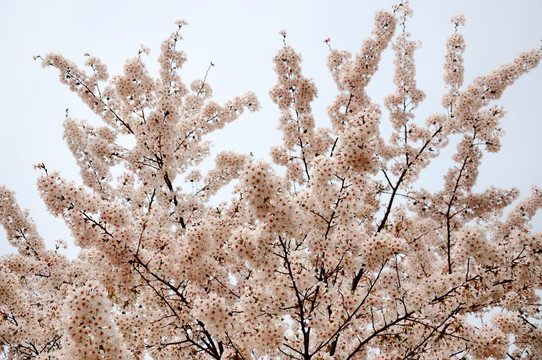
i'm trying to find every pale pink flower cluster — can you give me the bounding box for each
[385,2,425,133]
[64,281,131,359]
[327,9,396,132]
[360,233,405,270]
[269,43,331,185]
[0,186,45,256]
[441,22,465,108]
[335,105,382,174]
[1,5,542,360]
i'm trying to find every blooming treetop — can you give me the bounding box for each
[1,2,542,359]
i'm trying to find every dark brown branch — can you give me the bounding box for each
[346,309,414,360]
[376,126,442,234]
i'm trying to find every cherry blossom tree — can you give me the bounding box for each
[1,2,541,359]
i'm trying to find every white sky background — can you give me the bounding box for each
[0,0,541,257]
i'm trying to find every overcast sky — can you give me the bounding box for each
[1,0,541,256]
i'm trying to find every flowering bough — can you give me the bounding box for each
[1,3,542,359]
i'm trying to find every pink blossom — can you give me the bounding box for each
[1,6,542,360]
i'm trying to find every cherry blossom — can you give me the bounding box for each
[1,2,541,359]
